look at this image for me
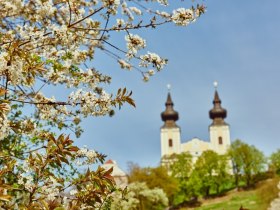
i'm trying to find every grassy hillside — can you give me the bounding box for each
[180,177,279,210]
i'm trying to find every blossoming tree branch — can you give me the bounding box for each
[0,0,204,208]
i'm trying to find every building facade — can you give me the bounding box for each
[160,88,231,162]
[102,159,128,188]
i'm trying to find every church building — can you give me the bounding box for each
[160,85,231,161]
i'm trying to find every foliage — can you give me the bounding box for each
[128,163,178,204]
[180,178,280,210]
[258,178,280,210]
[159,144,272,208]
[227,140,245,188]
[194,150,230,197]
[187,192,259,210]
[161,151,230,205]
[126,145,274,209]
[0,0,205,208]
[228,140,267,188]
[162,152,194,204]
[162,152,193,179]
[270,149,280,175]
[109,182,168,210]
[0,134,115,209]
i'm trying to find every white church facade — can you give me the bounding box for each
[160,87,231,161]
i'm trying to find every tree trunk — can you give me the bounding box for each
[206,186,210,197]
[216,184,219,194]
[246,173,251,187]
[235,174,239,189]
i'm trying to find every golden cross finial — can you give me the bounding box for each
[213,81,218,89]
[167,84,171,92]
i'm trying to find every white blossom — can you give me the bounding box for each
[68,89,112,117]
[172,8,195,26]
[18,177,25,185]
[140,52,167,70]
[0,103,10,140]
[76,147,98,164]
[118,59,132,70]
[102,0,120,15]
[143,75,149,82]
[110,182,168,210]
[156,10,171,18]
[155,0,168,6]
[129,7,142,15]
[148,69,155,76]
[70,189,78,196]
[116,18,125,27]
[40,177,60,201]
[125,34,146,58]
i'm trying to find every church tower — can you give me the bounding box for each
[160,90,181,158]
[209,83,231,154]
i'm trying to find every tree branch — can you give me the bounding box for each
[68,6,105,28]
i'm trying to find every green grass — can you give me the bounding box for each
[180,177,279,210]
[194,191,259,210]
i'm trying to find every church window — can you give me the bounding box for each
[218,136,223,145]
[168,139,173,147]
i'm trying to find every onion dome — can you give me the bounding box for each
[209,90,227,125]
[161,92,179,128]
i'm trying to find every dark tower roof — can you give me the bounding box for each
[209,90,227,125]
[161,92,179,128]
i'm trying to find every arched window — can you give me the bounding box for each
[168,139,173,147]
[218,136,223,145]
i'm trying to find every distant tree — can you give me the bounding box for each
[109,182,168,210]
[161,152,193,204]
[213,154,231,194]
[163,152,193,179]
[128,163,178,204]
[170,169,203,206]
[270,149,280,175]
[228,140,267,188]
[228,139,244,188]
[194,150,229,197]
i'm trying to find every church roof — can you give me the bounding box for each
[161,92,179,128]
[102,159,127,177]
[209,90,227,125]
[105,159,114,164]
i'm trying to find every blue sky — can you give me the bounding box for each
[75,1,280,171]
